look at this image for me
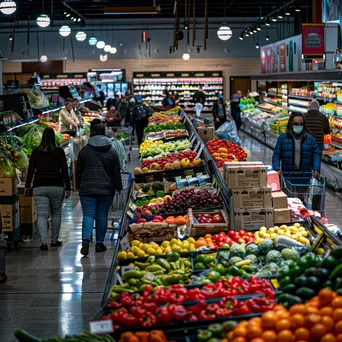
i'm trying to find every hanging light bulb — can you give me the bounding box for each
[266,35,270,41]
[272,16,277,22]
[255,42,260,49]
[245,30,249,37]
[96,41,105,49]
[182,53,190,61]
[59,25,71,37]
[89,37,97,46]
[265,17,271,26]
[40,55,48,63]
[75,31,87,41]
[239,32,244,40]
[257,23,261,31]
[250,28,254,35]
[37,14,50,28]
[110,47,117,54]
[278,12,283,19]
[104,44,111,52]
[99,54,108,62]
[295,6,301,12]
[285,7,291,16]
[217,26,232,41]
[0,0,16,15]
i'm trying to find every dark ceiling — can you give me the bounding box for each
[1,0,310,22]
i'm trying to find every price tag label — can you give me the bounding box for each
[128,201,136,212]
[132,189,137,200]
[127,211,134,219]
[144,272,155,282]
[89,320,114,334]
[121,265,134,276]
[120,233,130,251]
[270,278,280,289]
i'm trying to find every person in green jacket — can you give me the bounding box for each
[105,129,126,170]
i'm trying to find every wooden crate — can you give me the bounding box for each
[128,222,178,243]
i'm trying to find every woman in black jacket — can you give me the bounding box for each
[212,97,227,130]
[230,94,242,131]
[77,119,123,256]
[25,127,71,250]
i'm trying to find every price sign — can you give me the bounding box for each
[127,210,134,219]
[121,265,134,277]
[270,278,280,289]
[89,320,114,334]
[120,233,130,251]
[128,201,136,212]
[144,272,155,282]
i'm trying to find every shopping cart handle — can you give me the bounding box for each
[281,171,314,176]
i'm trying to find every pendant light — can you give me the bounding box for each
[104,44,111,52]
[75,31,87,41]
[0,0,16,15]
[99,54,107,62]
[217,26,232,41]
[37,14,50,28]
[89,37,97,45]
[182,53,190,61]
[110,47,117,54]
[96,41,105,49]
[255,42,260,49]
[265,17,270,26]
[40,55,48,63]
[59,25,71,37]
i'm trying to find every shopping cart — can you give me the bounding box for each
[108,172,133,239]
[280,172,326,216]
[112,125,133,162]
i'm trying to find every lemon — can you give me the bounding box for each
[274,227,279,233]
[317,248,324,255]
[301,231,308,237]
[299,226,306,231]
[260,226,267,232]
[187,237,195,244]
[181,248,189,253]
[264,233,271,238]
[147,247,156,255]
[298,236,307,244]
[132,240,141,247]
[268,228,275,234]
[175,240,182,247]
[127,252,135,258]
[155,248,163,255]
[161,240,170,248]
[141,243,149,251]
[163,246,172,254]
[189,244,196,252]
[291,234,298,240]
[171,245,182,252]
[170,238,179,246]
[294,223,301,228]
[131,246,139,254]
[136,249,145,258]
[256,238,263,243]
[270,233,277,239]
[182,241,190,249]
[280,225,288,229]
[278,229,285,235]
[118,251,127,260]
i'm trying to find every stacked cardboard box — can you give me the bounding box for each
[223,162,273,231]
[272,191,290,224]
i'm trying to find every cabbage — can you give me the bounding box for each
[55,132,65,146]
[0,158,16,177]
[13,152,29,172]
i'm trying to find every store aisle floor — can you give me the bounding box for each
[240,131,342,228]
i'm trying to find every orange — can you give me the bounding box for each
[335,321,342,335]
[228,331,234,341]
[275,319,291,332]
[321,306,334,317]
[290,304,307,316]
[319,289,334,306]
[332,297,342,309]
[293,327,310,341]
[250,339,265,342]
[311,323,327,340]
[239,321,248,328]
[249,317,262,326]
[336,333,342,342]
[333,308,342,322]
[290,314,304,329]
[306,306,320,314]
[321,316,335,331]
[261,330,277,342]
[262,311,277,329]
[275,310,290,320]
[304,314,321,329]
[276,329,293,342]
[195,240,206,248]
[246,325,263,339]
[273,305,288,313]
[232,338,246,342]
[204,234,212,238]
[234,327,247,338]
[321,333,337,342]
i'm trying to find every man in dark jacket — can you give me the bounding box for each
[130,99,151,145]
[304,99,330,152]
[193,86,206,117]
[212,97,227,130]
[272,112,321,179]
[77,119,122,256]
[230,94,242,131]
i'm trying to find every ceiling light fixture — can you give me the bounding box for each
[0,0,16,15]
[96,41,105,49]
[75,31,86,41]
[256,42,260,49]
[239,32,244,40]
[278,12,283,19]
[59,25,71,37]
[285,8,291,15]
[99,54,108,62]
[37,14,51,28]
[40,55,48,63]
[250,28,254,35]
[265,17,270,26]
[295,6,301,12]
[266,35,270,41]
[104,44,111,52]
[245,30,249,37]
[257,23,261,31]
[217,25,232,41]
[110,47,117,54]
[8,34,12,40]
[182,53,190,61]
[88,37,97,46]
[272,16,277,22]
[253,25,257,33]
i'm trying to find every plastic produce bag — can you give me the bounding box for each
[215,121,241,146]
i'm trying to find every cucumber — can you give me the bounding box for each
[331,246,342,259]
[14,330,42,342]
[296,287,316,300]
[282,283,297,294]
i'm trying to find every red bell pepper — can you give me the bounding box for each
[129,306,146,318]
[236,305,251,316]
[219,297,238,310]
[141,302,158,313]
[156,306,172,324]
[120,313,137,327]
[198,309,216,321]
[187,288,205,301]
[138,311,157,327]
[172,305,189,321]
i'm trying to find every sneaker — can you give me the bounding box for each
[80,240,90,256]
[40,244,48,251]
[50,241,63,247]
[95,243,107,253]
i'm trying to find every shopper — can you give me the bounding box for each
[130,99,151,145]
[77,119,123,256]
[230,94,242,131]
[117,96,129,125]
[304,99,330,152]
[272,112,321,179]
[58,98,79,137]
[113,93,121,109]
[105,129,126,170]
[212,97,227,130]
[193,86,206,117]
[105,106,122,127]
[162,92,175,110]
[25,127,71,250]
[72,98,87,125]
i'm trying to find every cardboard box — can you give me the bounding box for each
[223,162,263,184]
[0,177,19,197]
[272,191,288,209]
[274,208,291,224]
[267,170,281,192]
[0,201,20,232]
[128,222,177,243]
[19,195,37,224]
[225,165,268,189]
[197,127,215,142]
[232,187,272,209]
[234,208,274,231]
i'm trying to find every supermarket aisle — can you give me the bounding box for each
[240,131,342,227]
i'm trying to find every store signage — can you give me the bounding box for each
[89,320,114,334]
[40,73,87,79]
[133,71,223,78]
[280,43,286,72]
[302,23,325,57]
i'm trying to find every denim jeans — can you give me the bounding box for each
[33,186,65,244]
[195,103,203,117]
[80,195,114,243]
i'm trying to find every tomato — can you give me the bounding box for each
[239,230,246,236]
[228,231,235,238]
[212,215,223,223]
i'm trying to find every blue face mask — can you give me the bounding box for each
[293,125,303,134]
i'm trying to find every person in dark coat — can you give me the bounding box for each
[77,119,123,256]
[162,92,175,110]
[230,94,242,131]
[193,87,206,117]
[272,112,321,179]
[304,99,330,152]
[130,99,151,145]
[212,97,227,130]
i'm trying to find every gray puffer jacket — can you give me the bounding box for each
[76,135,123,196]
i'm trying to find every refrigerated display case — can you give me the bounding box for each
[40,73,87,90]
[94,82,129,99]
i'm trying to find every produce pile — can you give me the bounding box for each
[139,139,191,158]
[207,138,247,168]
[144,123,185,134]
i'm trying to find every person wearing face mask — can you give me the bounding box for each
[272,112,321,180]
